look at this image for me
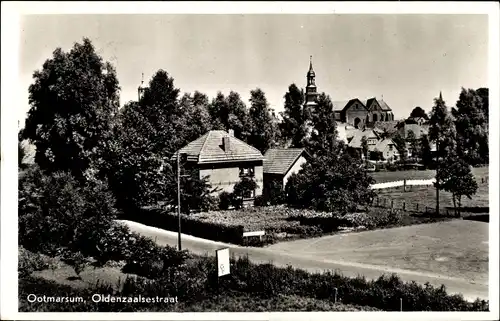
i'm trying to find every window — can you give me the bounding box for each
[389,145,393,151]
[239,166,255,177]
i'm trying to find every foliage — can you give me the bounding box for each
[429,92,457,162]
[419,134,433,168]
[218,191,233,210]
[392,133,407,163]
[452,88,488,165]
[247,88,280,153]
[18,247,59,278]
[232,177,258,209]
[106,70,184,210]
[279,84,308,148]
[261,179,286,206]
[437,157,478,217]
[178,92,212,142]
[208,91,251,141]
[179,170,219,214]
[21,38,120,180]
[19,167,118,257]
[409,106,428,120]
[123,207,245,245]
[60,250,88,277]
[476,87,489,123]
[19,256,489,312]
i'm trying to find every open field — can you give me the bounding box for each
[369,166,489,184]
[376,180,489,212]
[267,220,489,286]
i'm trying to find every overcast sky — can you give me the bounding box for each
[19,14,488,124]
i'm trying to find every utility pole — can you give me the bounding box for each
[177,151,182,251]
[435,139,440,216]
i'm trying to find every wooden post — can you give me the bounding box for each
[384,198,387,207]
[403,201,406,211]
[403,179,406,192]
[400,298,403,311]
[377,197,379,207]
[416,203,419,212]
[391,200,394,209]
[334,288,338,304]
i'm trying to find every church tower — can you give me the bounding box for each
[138,73,146,101]
[305,56,318,107]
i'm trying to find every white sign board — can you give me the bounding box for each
[216,248,230,277]
[243,230,265,237]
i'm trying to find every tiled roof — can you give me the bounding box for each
[378,99,392,111]
[373,120,400,133]
[173,130,264,164]
[348,129,379,149]
[263,148,307,175]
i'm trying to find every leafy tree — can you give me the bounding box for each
[406,130,419,160]
[476,87,489,123]
[428,92,457,215]
[361,136,369,160]
[207,92,228,130]
[452,88,488,165]
[286,93,375,213]
[262,179,286,206]
[429,92,457,162]
[437,157,478,217]
[21,38,120,180]
[392,133,407,164]
[279,84,308,148]
[179,169,219,214]
[208,91,251,141]
[306,93,340,158]
[410,106,428,120]
[419,134,433,168]
[107,70,185,210]
[232,177,258,209]
[179,91,212,142]
[19,167,117,256]
[247,88,279,153]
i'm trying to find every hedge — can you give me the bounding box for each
[124,207,245,245]
[20,255,489,312]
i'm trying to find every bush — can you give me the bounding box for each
[124,207,245,245]
[368,208,404,228]
[60,250,89,278]
[18,167,117,257]
[218,191,232,210]
[232,177,258,209]
[18,247,58,278]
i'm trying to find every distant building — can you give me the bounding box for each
[263,148,310,190]
[346,128,399,162]
[396,120,429,139]
[172,130,264,198]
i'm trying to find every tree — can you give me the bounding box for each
[285,93,375,213]
[428,92,457,216]
[179,91,212,142]
[207,91,251,141]
[419,134,433,168]
[232,177,258,209]
[19,167,117,256]
[279,84,308,148]
[179,169,219,214]
[406,130,419,160]
[247,88,279,153]
[21,38,120,180]
[107,70,184,210]
[410,106,428,120]
[392,133,407,164]
[361,136,369,160]
[437,157,478,217]
[476,87,489,123]
[452,88,488,165]
[306,93,340,158]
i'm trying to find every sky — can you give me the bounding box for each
[19,14,488,125]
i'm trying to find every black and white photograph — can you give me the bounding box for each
[1,2,499,320]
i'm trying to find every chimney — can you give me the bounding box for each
[228,129,234,137]
[222,136,230,152]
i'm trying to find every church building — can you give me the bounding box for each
[304,57,395,129]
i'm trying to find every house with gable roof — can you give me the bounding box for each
[263,148,310,190]
[172,129,264,198]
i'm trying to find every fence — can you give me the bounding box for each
[369,178,436,190]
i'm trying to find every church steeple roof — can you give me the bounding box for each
[307,55,315,77]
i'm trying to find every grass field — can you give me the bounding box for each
[369,166,489,184]
[268,220,489,285]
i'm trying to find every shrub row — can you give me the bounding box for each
[124,207,245,245]
[21,255,489,312]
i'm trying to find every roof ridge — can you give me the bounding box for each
[198,131,212,158]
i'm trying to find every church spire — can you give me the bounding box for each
[138,72,146,101]
[305,56,318,107]
[439,91,443,100]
